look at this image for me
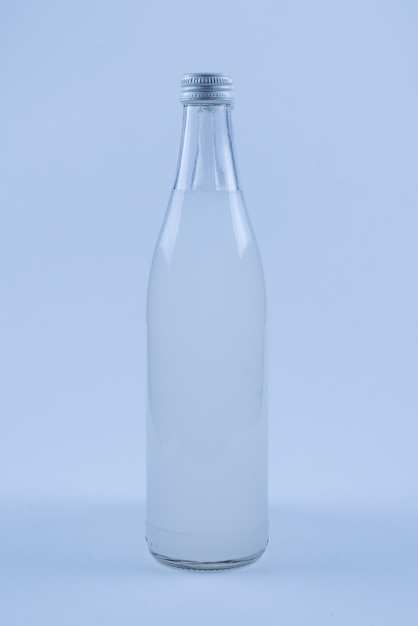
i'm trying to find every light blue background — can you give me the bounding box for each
[1,1,417,624]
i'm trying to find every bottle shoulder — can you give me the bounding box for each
[152,190,263,267]
[147,190,266,318]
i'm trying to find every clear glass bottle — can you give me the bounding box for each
[146,73,268,570]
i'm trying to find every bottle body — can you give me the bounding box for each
[146,77,268,569]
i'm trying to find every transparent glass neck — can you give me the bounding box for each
[174,104,240,192]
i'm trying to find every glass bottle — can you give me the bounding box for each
[146,73,268,570]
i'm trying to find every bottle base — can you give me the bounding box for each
[148,545,267,571]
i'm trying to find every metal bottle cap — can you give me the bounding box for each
[180,73,234,105]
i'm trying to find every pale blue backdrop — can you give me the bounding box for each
[0,1,417,624]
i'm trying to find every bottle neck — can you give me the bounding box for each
[174,104,240,192]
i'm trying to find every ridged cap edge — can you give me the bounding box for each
[180,73,234,105]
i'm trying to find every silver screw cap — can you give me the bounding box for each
[180,73,234,105]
